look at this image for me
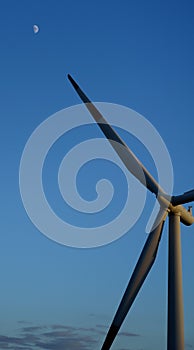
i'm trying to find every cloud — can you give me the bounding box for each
[119,331,140,337]
[0,322,141,349]
[0,323,98,350]
[21,325,48,333]
[0,333,41,349]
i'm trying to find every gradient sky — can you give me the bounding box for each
[1,1,194,349]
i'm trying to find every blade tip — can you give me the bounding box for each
[67,74,79,90]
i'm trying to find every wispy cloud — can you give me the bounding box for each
[0,322,141,349]
[119,331,140,337]
[0,323,97,350]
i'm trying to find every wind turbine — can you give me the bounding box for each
[68,74,194,350]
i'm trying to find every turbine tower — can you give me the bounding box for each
[68,74,194,350]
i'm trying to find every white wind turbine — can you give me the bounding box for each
[68,74,194,350]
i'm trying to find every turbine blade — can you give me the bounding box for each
[68,74,164,196]
[172,189,194,206]
[101,209,167,350]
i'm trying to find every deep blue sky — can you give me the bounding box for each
[1,1,194,349]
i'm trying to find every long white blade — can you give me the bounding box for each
[101,209,167,350]
[68,74,164,196]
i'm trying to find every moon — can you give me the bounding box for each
[33,25,39,34]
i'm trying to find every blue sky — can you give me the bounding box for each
[1,0,194,349]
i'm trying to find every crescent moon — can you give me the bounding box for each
[33,25,39,34]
